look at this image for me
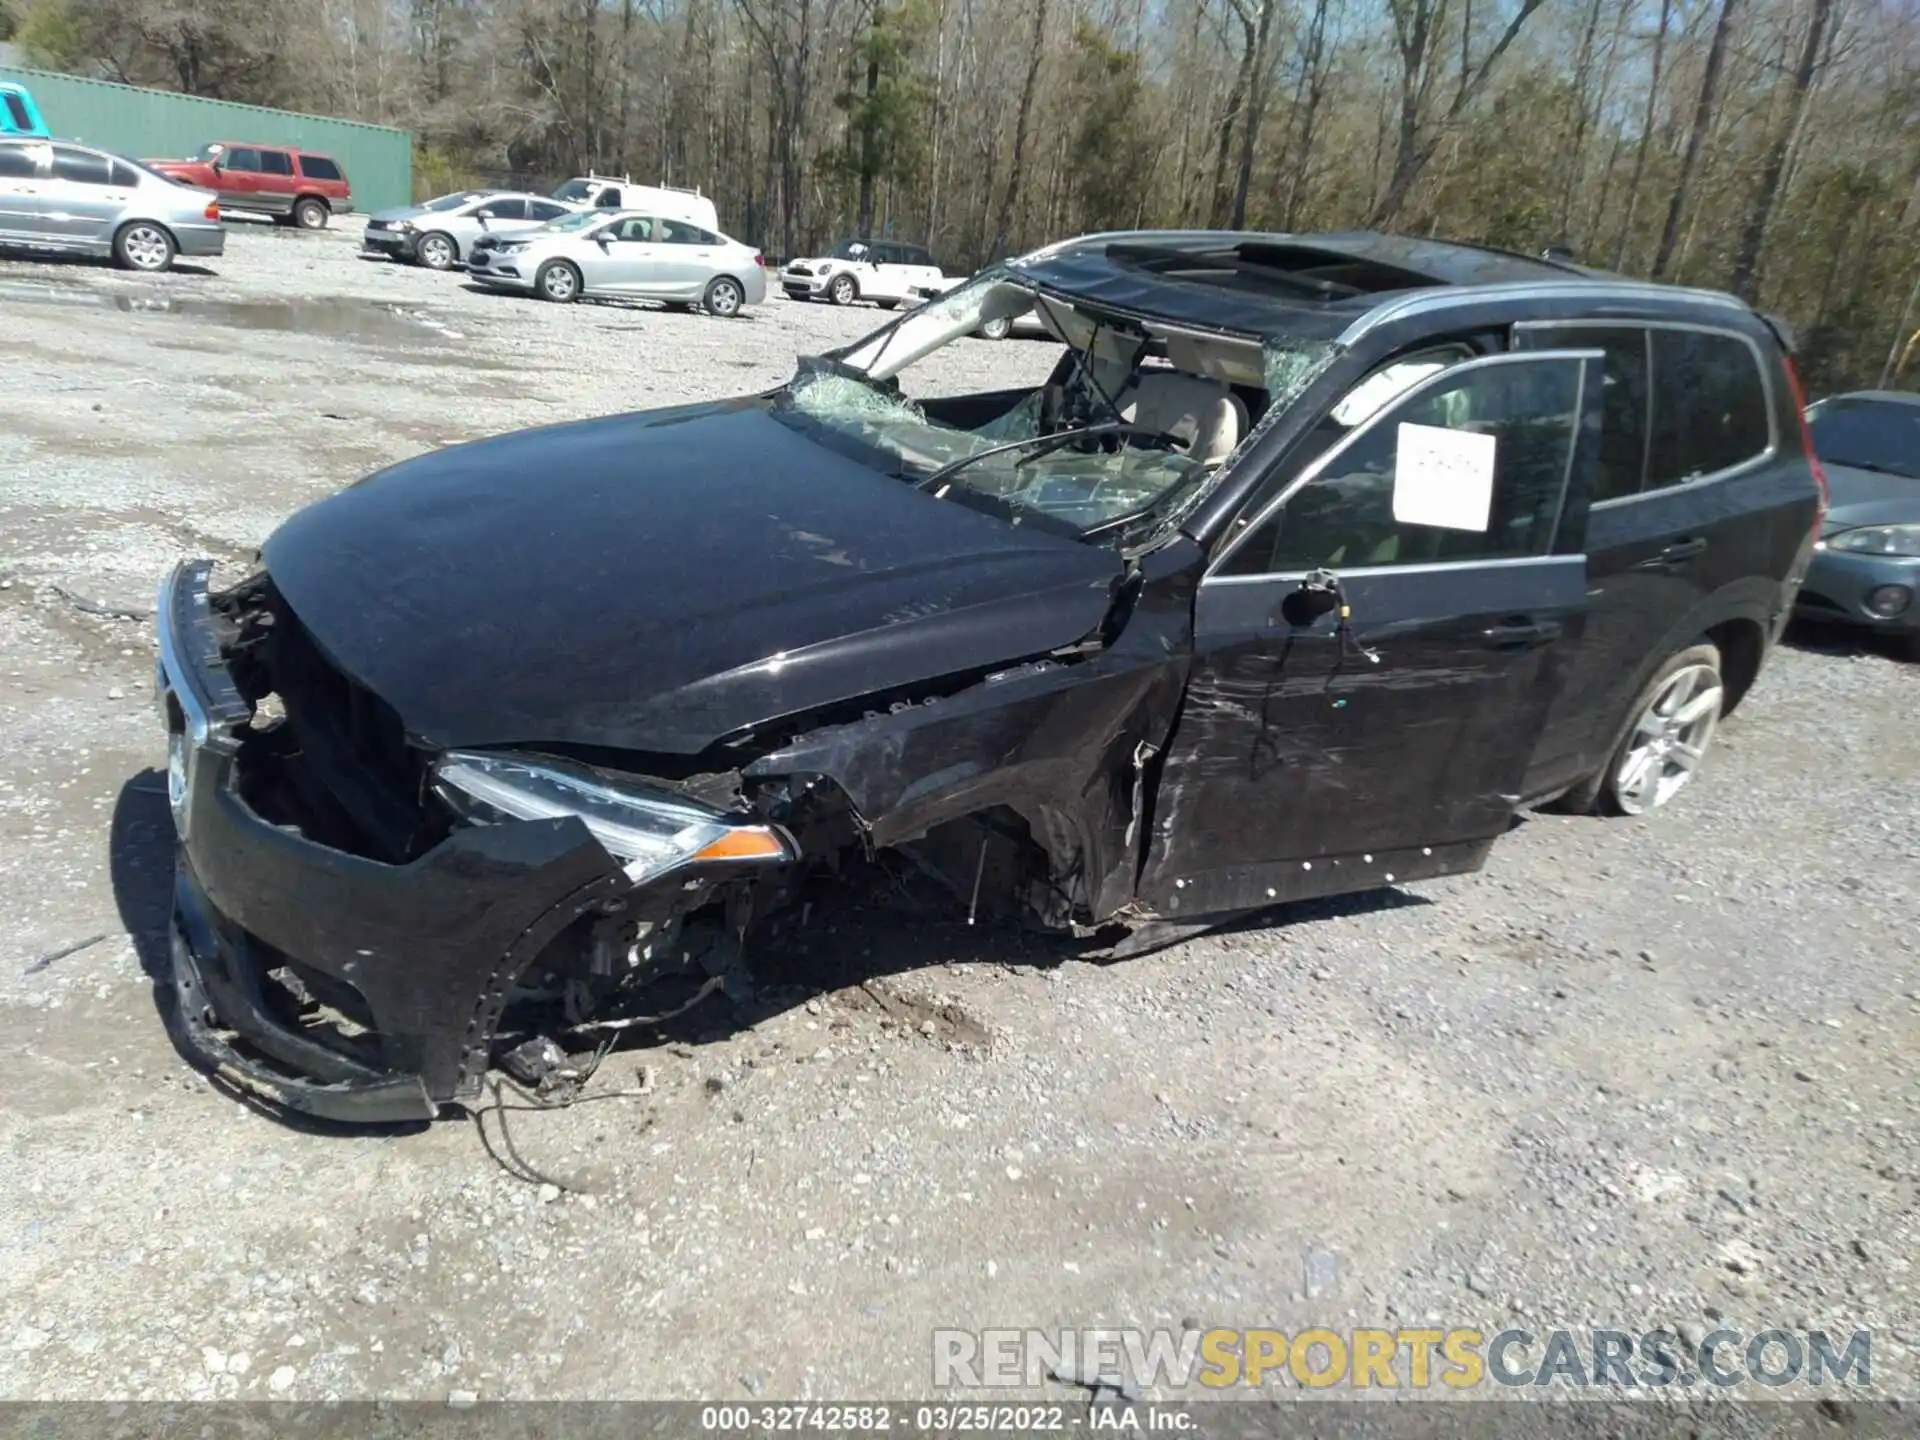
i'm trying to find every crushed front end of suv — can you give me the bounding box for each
[154,231,1823,1122]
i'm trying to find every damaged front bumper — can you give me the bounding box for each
[154,561,656,1123]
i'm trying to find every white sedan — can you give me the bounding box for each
[466,210,768,314]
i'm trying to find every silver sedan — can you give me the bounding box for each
[360,190,579,270]
[0,138,223,271]
[467,210,768,315]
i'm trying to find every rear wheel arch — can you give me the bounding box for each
[1705,615,1767,716]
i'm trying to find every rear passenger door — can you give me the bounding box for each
[256,149,296,209]
[39,146,136,244]
[653,217,721,297]
[1514,322,1779,799]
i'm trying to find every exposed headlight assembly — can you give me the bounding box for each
[430,751,790,884]
[1828,523,1920,558]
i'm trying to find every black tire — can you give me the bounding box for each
[416,231,457,270]
[703,275,745,317]
[977,315,1013,340]
[112,221,176,272]
[1570,643,1723,817]
[828,273,857,306]
[535,259,582,303]
[293,197,329,230]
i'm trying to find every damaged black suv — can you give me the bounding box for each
[155,230,1825,1121]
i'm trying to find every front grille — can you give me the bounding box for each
[787,264,811,276]
[367,219,388,230]
[262,595,435,862]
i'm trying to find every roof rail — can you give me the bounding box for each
[656,181,705,196]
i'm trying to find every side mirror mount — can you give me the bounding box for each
[1279,572,1342,629]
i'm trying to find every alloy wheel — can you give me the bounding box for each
[120,225,172,271]
[830,274,855,305]
[706,279,742,317]
[1611,662,1722,814]
[540,264,578,302]
[419,234,455,270]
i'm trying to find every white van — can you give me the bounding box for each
[552,175,719,233]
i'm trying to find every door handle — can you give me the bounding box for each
[1480,618,1561,650]
[1634,536,1708,570]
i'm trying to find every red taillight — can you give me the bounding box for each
[1782,356,1828,537]
[753,251,766,267]
[204,201,220,221]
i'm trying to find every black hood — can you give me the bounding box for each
[262,400,1124,754]
[1821,462,1920,533]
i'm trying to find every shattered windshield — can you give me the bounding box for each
[424,191,486,213]
[829,239,872,261]
[769,270,1331,541]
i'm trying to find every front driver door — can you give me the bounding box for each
[579,215,662,294]
[1137,349,1605,921]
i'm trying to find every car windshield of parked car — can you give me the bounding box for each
[540,210,608,235]
[422,191,486,213]
[192,143,223,163]
[551,179,595,202]
[769,270,1325,541]
[828,239,872,261]
[1809,399,1920,479]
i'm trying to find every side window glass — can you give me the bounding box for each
[110,159,141,187]
[0,144,43,178]
[609,216,652,242]
[477,198,526,220]
[529,200,567,221]
[1528,326,1649,503]
[299,156,341,180]
[4,94,32,131]
[258,151,293,177]
[1647,330,1771,485]
[659,219,710,245]
[225,147,261,172]
[50,147,113,186]
[1219,357,1587,576]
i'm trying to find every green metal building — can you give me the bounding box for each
[0,64,412,212]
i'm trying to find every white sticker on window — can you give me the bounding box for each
[1392,422,1497,532]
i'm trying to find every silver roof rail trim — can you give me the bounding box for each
[1337,281,1750,345]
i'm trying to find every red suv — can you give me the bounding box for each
[147,143,351,229]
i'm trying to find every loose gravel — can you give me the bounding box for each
[0,224,1914,1412]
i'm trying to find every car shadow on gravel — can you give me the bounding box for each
[108,765,1426,1126]
[603,881,1434,1060]
[1781,616,1916,664]
[107,769,432,1137]
[0,254,216,280]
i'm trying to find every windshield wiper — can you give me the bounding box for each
[913,422,1181,493]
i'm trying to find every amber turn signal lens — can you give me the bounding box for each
[690,827,788,863]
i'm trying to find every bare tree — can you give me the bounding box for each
[1728,0,1834,297]
[1650,0,1741,280]
[1369,0,1553,226]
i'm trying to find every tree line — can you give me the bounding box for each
[4,0,1916,389]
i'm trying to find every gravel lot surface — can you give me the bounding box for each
[0,225,1915,1416]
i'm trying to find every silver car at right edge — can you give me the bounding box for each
[1795,390,1920,659]
[467,209,767,316]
